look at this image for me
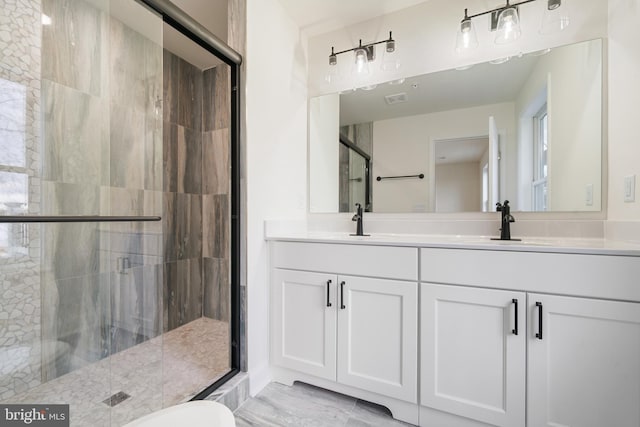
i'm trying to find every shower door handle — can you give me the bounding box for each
[0,215,161,223]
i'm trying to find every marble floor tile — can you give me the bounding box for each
[234,382,416,427]
[5,317,230,426]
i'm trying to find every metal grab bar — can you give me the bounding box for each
[376,174,424,181]
[0,216,161,223]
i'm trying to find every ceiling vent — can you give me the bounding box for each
[384,92,408,105]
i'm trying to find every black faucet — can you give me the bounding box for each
[350,203,369,236]
[493,200,520,241]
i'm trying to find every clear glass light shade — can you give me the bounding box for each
[324,64,341,84]
[455,19,478,53]
[381,47,401,72]
[540,0,570,35]
[495,7,522,44]
[353,48,370,75]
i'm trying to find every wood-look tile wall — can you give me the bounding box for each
[202,64,231,323]
[163,50,231,330]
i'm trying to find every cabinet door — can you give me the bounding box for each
[528,294,640,427]
[337,276,418,403]
[271,269,337,380]
[421,284,526,427]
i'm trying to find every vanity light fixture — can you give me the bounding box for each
[456,0,569,53]
[328,31,396,76]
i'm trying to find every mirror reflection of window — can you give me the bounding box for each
[533,104,548,211]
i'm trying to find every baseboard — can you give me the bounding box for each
[249,363,271,396]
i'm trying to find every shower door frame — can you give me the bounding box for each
[137,0,244,398]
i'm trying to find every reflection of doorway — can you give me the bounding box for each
[433,137,490,212]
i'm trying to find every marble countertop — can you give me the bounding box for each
[265,231,640,257]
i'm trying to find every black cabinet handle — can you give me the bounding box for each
[512,298,518,335]
[535,302,543,340]
[340,281,346,309]
[326,280,332,307]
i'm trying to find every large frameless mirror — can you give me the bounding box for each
[309,38,603,214]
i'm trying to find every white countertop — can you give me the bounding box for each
[265,231,640,257]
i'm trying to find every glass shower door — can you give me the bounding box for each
[1,0,164,425]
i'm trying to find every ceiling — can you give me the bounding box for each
[277,0,431,36]
[435,137,489,165]
[339,53,542,126]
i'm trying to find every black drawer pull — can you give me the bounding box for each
[512,298,518,335]
[535,302,543,340]
[326,280,332,307]
[340,281,346,309]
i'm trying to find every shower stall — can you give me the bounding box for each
[0,0,241,425]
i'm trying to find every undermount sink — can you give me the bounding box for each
[487,239,555,246]
[428,235,558,247]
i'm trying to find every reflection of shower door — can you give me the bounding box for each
[339,138,371,212]
[349,151,368,209]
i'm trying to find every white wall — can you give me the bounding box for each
[515,40,602,212]
[246,0,307,394]
[372,102,515,212]
[608,0,640,221]
[309,94,339,212]
[436,162,482,212]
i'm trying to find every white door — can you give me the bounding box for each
[271,269,337,380]
[337,276,418,403]
[489,116,500,208]
[421,284,526,427]
[528,294,640,427]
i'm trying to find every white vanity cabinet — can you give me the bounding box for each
[271,269,337,381]
[270,242,420,423]
[420,284,526,427]
[419,248,640,427]
[268,237,640,427]
[527,294,640,427]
